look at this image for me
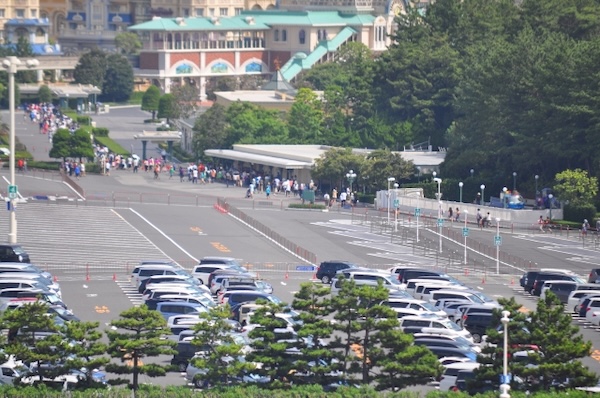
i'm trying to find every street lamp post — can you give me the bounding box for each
[346,170,356,193]
[512,171,517,191]
[458,181,463,203]
[500,310,511,398]
[502,187,508,209]
[534,175,539,208]
[496,218,501,274]
[434,177,442,253]
[548,194,554,219]
[480,184,485,206]
[3,56,39,244]
[393,182,399,232]
[470,169,474,179]
[387,177,395,226]
[463,210,468,265]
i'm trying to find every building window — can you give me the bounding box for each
[15,9,25,18]
[209,8,215,16]
[31,9,37,18]
[282,29,287,41]
[0,9,5,18]
[299,29,305,44]
[274,29,279,41]
[235,8,243,15]
[195,8,203,16]
[220,8,228,16]
[183,8,189,17]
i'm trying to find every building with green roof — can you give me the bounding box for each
[129,0,423,99]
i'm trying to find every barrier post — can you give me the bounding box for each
[86,263,90,281]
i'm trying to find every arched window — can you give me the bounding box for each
[299,29,305,44]
[282,29,287,42]
[274,29,279,41]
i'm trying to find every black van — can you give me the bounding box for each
[0,245,30,263]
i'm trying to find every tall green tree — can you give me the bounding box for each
[157,94,179,124]
[37,84,52,103]
[524,292,598,391]
[71,129,94,162]
[224,102,288,146]
[291,282,340,385]
[554,169,599,206]
[190,305,255,388]
[115,32,142,55]
[3,301,64,381]
[192,103,228,159]
[141,85,161,120]
[102,54,134,102]
[73,49,108,88]
[246,301,296,388]
[105,306,176,391]
[311,147,365,192]
[360,150,416,192]
[48,128,72,162]
[62,320,110,389]
[171,84,199,119]
[287,88,324,144]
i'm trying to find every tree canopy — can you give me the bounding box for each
[101,54,134,103]
[141,85,161,120]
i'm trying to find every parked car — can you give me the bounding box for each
[530,273,585,296]
[588,268,600,283]
[330,270,402,295]
[227,291,282,309]
[192,263,255,285]
[0,244,30,263]
[398,314,473,342]
[138,274,203,294]
[568,290,600,313]
[439,362,480,391]
[459,312,493,343]
[520,269,577,294]
[315,261,358,284]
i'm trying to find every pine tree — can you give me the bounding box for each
[190,305,255,388]
[105,305,176,391]
[62,320,110,388]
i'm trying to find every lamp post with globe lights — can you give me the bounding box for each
[434,177,443,253]
[393,182,399,232]
[387,177,395,226]
[500,310,511,398]
[346,170,356,193]
[458,181,463,203]
[3,56,39,244]
[535,175,539,208]
[480,184,485,206]
[512,171,517,191]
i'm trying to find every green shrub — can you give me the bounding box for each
[357,193,375,204]
[76,116,92,125]
[94,136,129,155]
[156,126,173,131]
[85,162,102,174]
[288,203,326,210]
[144,119,161,124]
[92,127,109,137]
[129,90,144,105]
[27,160,61,170]
[563,204,596,224]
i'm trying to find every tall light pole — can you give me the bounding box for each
[387,177,395,226]
[512,171,517,191]
[496,218,501,274]
[500,310,511,398]
[470,169,474,179]
[548,194,554,219]
[3,56,39,244]
[434,177,442,253]
[502,187,508,209]
[480,184,485,206]
[458,181,463,203]
[534,174,539,208]
[393,182,399,232]
[346,169,356,195]
[463,210,468,265]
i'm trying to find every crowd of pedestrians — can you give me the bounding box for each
[25,103,80,143]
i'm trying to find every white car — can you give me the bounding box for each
[586,310,600,327]
[568,290,600,314]
[438,361,479,391]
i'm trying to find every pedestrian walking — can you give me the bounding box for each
[538,215,545,233]
[454,207,460,222]
[265,184,271,199]
[583,219,590,236]
[179,166,184,182]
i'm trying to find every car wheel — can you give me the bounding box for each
[194,378,205,389]
[529,288,535,295]
[178,362,187,372]
[321,275,331,284]
[472,333,482,344]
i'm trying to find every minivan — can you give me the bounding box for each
[414,283,469,302]
[227,291,282,308]
[429,290,488,305]
[383,298,447,318]
[540,281,596,303]
[156,302,207,320]
[130,264,190,287]
[138,274,203,294]
[192,264,255,285]
[316,261,358,284]
[439,362,480,391]
[330,270,402,295]
[396,268,452,284]
[531,273,585,296]
[398,314,473,342]
[0,280,60,297]
[406,278,461,296]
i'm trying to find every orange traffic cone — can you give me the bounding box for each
[481,276,486,284]
[285,272,289,280]
[113,273,117,281]
[86,273,90,281]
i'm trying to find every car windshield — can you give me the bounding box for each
[421,302,438,312]
[573,276,586,284]
[454,336,474,346]
[46,294,61,304]
[440,319,462,331]
[388,277,401,285]
[174,269,190,277]
[231,265,249,273]
[471,292,494,303]
[268,295,282,304]
[12,246,25,255]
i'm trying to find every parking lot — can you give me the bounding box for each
[2,172,600,387]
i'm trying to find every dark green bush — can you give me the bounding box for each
[357,193,375,204]
[144,119,161,124]
[92,127,109,137]
[563,204,596,224]
[288,203,326,210]
[27,160,61,170]
[77,116,92,125]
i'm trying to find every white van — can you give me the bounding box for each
[406,278,458,296]
[568,290,600,313]
[439,362,479,391]
[398,315,473,342]
[130,264,190,287]
[384,298,447,318]
[0,357,29,385]
[414,282,468,301]
[429,290,493,306]
[330,270,402,295]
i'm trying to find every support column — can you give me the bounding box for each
[199,76,206,101]
[37,70,43,82]
[142,140,148,161]
[167,140,173,162]
[164,78,171,93]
